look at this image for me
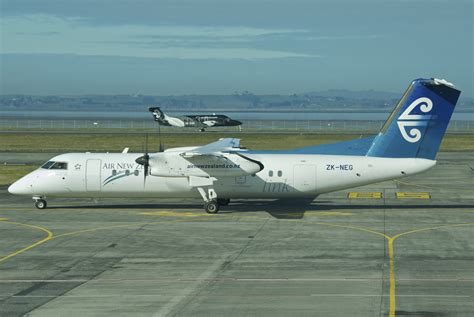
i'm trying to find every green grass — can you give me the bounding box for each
[0,165,37,186]
[440,134,474,151]
[0,132,472,153]
[1,132,472,186]
[0,132,367,153]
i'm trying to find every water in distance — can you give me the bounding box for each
[1,110,472,121]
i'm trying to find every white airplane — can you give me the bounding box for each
[8,78,460,213]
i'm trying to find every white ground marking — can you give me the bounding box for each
[152,256,229,317]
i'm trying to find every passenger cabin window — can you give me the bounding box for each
[277,170,282,177]
[41,161,68,170]
[268,170,273,177]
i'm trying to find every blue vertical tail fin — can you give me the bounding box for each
[366,78,461,160]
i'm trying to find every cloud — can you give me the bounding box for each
[133,25,307,38]
[306,35,382,41]
[1,15,319,60]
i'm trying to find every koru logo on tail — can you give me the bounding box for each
[397,97,433,143]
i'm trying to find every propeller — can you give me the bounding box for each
[135,153,150,183]
[136,125,165,185]
[136,133,150,185]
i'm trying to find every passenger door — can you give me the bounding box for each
[86,159,102,191]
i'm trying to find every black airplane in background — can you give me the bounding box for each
[149,107,242,131]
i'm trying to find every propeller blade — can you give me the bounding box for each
[135,153,150,185]
[144,163,149,182]
[135,133,152,186]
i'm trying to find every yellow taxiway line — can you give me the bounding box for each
[0,215,472,317]
[0,220,54,265]
[303,221,474,317]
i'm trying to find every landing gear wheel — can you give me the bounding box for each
[217,198,230,206]
[35,199,47,209]
[204,200,219,214]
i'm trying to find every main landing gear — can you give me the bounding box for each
[33,197,47,209]
[204,200,219,214]
[196,187,230,214]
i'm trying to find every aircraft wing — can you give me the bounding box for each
[180,138,241,157]
[176,138,262,176]
[148,138,262,177]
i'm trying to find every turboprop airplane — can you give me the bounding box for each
[149,107,242,131]
[8,78,460,213]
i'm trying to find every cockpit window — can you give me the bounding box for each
[41,161,68,170]
[50,162,68,170]
[41,161,54,169]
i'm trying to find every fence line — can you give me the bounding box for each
[0,119,473,133]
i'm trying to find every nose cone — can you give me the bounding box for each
[8,178,33,195]
[8,182,19,194]
[231,120,242,126]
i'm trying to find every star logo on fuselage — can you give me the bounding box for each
[74,164,82,170]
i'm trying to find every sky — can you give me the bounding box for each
[0,0,472,96]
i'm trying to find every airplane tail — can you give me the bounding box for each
[149,107,165,122]
[366,78,461,160]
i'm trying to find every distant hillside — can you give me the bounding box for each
[1,91,472,113]
[305,89,400,100]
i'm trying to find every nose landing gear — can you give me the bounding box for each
[33,197,47,209]
[34,199,47,209]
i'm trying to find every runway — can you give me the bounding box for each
[0,152,473,316]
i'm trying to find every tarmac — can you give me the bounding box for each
[0,152,473,316]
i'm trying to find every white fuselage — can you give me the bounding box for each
[8,152,436,199]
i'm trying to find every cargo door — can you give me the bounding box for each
[293,165,316,192]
